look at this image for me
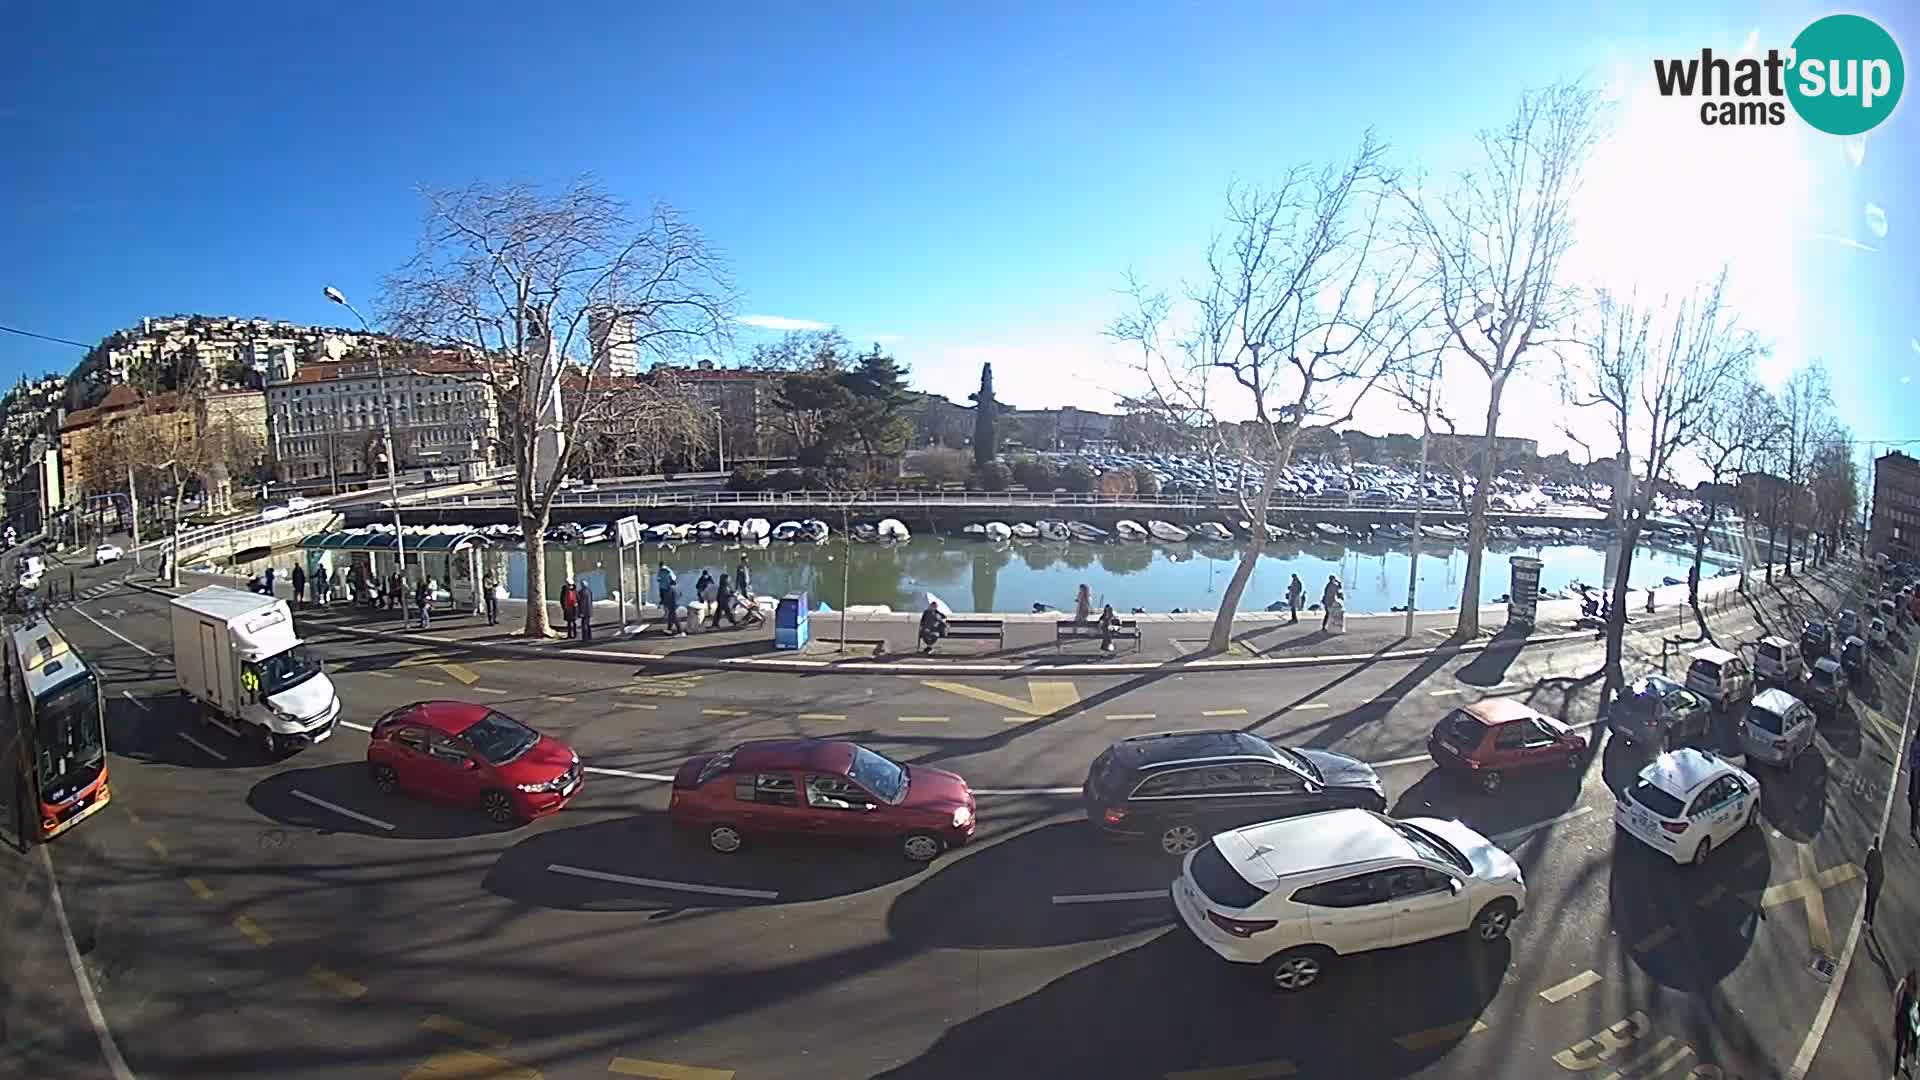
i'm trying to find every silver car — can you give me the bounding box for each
[1739,687,1816,768]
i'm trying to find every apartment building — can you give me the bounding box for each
[1871,451,1920,558]
[266,356,497,484]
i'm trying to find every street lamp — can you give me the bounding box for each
[324,285,409,620]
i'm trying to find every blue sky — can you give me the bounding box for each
[2,1,1914,460]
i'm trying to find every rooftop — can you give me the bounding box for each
[1216,808,1411,888]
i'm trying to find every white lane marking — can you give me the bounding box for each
[1538,969,1603,1003]
[178,732,229,761]
[1201,707,1248,717]
[340,720,373,732]
[546,863,779,900]
[1289,703,1331,711]
[1429,688,1462,697]
[67,605,155,656]
[290,789,396,832]
[1051,889,1169,905]
[121,691,151,712]
[40,846,136,1080]
[583,766,676,782]
[1490,806,1594,846]
[973,786,1083,796]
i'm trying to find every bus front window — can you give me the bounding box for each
[34,673,104,804]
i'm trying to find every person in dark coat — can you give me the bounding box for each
[577,580,595,642]
[264,566,276,597]
[559,582,579,638]
[313,565,329,608]
[483,573,500,626]
[662,581,684,635]
[415,576,433,628]
[1866,836,1886,928]
[1897,969,1918,1075]
[709,571,738,628]
[1287,574,1305,624]
[291,564,307,609]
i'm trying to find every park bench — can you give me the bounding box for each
[939,617,1006,651]
[1056,618,1142,653]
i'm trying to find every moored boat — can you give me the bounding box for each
[1115,519,1149,541]
[1147,520,1188,542]
[984,522,1012,543]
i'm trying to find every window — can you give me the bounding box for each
[1436,711,1484,748]
[1492,724,1529,751]
[1747,704,1786,735]
[1190,841,1271,909]
[734,771,797,806]
[1628,779,1686,818]
[1132,768,1207,798]
[1292,870,1396,909]
[426,730,470,765]
[1388,866,1456,898]
[392,726,430,753]
[1232,763,1305,794]
[805,774,867,811]
[1525,720,1561,747]
[1689,778,1734,816]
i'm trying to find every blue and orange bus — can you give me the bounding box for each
[4,617,110,842]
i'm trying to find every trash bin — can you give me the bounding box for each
[1508,556,1543,629]
[775,592,810,650]
[1325,599,1347,635]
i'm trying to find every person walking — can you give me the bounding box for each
[415,575,433,629]
[577,579,595,642]
[695,569,715,608]
[1321,575,1341,627]
[656,562,676,606]
[291,564,307,610]
[1287,574,1305,625]
[1074,583,1093,624]
[483,573,501,626]
[264,566,276,597]
[709,570,739,629]
[313,565,329,608]
[388,571,404,618]
[560,581,579,639]
[1897,969,1918,1076]
[734,557,752,601]
[1866,836,1886,928]
[662,580,684,636]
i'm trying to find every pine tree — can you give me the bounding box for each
[970,363,998,469]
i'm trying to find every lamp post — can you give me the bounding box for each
[1403,354,1440,637]
[324,286,408,619]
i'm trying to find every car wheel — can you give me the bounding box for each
[1691,835,1712,867]
[370,764,399,794]
[1262,947,1329,992]
[1472,899,1517,943]
[480,789,519,826]
[1745,801,1759,831]
[901,831,944,863]
[1160,823,1202,855]
[707,824,744,854]
[1479,770,1503,794]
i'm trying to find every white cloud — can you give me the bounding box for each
[1904,376,1913,385]
[1844,135,1867,168]
[736,314,829,331]
[1815,232,1878,252]
[1866,202,1889,239]
[1911,337,1920,354]
[1738,28,1759,57]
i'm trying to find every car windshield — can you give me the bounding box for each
[847,744,908,803]
[33,673,105,800]
[1759,642,1782,661]
[1628,780,1686,819]
[255,643,322,696]
[1437,711,1483,746]
[1190,840,1270,909]
[1392,821,1471,875]
[1274,745,1322,782]
[459,711,541,766]
[1805,624,1828,638]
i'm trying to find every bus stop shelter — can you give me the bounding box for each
[297,529,489,612]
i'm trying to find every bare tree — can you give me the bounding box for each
[1110,132,1419,652]
[1808,427,1858,561]
[1687,378,1780,601]
[1560,271,1756,701]
[1777,363,1834,576]
[380,178,734,637]
[744,328,850,373]
[1402,83,1603,638]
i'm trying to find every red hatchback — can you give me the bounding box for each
[368,701,582,825]
[1427,699,1588,794]
[670,739,976,862]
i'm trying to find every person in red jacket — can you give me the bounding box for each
[559,581,579,639]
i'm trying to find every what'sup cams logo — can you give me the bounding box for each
[1653,14,1904,134]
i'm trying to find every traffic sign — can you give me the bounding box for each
[616,515,643,546]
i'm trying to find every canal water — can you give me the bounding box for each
[219,532,1734,616]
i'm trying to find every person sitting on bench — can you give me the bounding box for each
[919,601,948,655]
[1098,603,1121,654]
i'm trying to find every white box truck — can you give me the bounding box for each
[170,585,341,756]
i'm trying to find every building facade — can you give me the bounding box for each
[73,315,380,407]
[1871,451,1920,558]
[265,357,497,484]
[588,310,639,377]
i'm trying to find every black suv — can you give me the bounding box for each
[1081,729,1386,856]
[1801,621,1832,660]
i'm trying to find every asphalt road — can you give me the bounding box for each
[5,557,1906,1080]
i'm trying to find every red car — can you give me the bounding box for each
[1427,698,1588,794]
[670,738,976,862]
[367,701,582,825]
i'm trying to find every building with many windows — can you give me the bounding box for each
[1871,450,1920,558]
[265,357,497,485]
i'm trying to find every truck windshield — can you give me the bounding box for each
[34,673,105,803]
[256,644,322,696]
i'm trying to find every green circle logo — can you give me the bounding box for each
[1787,14,1904,135]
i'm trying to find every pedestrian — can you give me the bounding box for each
[1898,969,1918,1076]
[388,571,404,616]
[1074,583,1092,623]
[578,579,595,642]
[734,557,752,601]
[662,581,684,636]
[68,570,76,600]
[415,575,433,629]
[1908,737,1920,843]
[918,600,948,655]
[483,573,501,626]
[709,570,739,628]
[656,562,676,606]
[1866,836,1886,928]
[1645,587,1656,614]
[313,565,329,608]
[1098,603,1120,654]
[560,581,579,639]
[264,566,276,597]
[1287,574,1305,625]
[695,569,715,607]
[1321,575,1340,627]
[291,564,306,610]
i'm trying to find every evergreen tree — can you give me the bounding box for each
[970,362,999,469]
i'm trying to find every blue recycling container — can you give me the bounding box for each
[775,592,810,650]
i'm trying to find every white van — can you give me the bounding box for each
[1685,646,1754,711]
[169,586,341,756]
[1754,635,1805,685]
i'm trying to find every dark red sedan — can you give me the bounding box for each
[368,701,582,825]
[670,738,976,861]
[1427,698,1588,793]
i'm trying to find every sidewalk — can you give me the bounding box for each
[147,563,1833,676]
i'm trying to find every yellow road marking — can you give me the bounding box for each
[701,708,746,717]
[476,659,511,665]
[1605,1036,1686,1079]
[921,678,1081,716]
[1165,1060,1298,1080]
[1697,884,1727,908]
[1538,970,1602,1003]
[1003,715,1036,724]
[1202,708,1248,717]
[799,713,846,721]
[185,877,215,900]
[415,677,447,687]
[439,663,481,686]
[607,1058,736,1080]
[146,837,168,858]
[233,915,272,946]
[420,1014,512,1050]
[404,1049,540,1080]
[1631,925,1674,952]
[620,685,689,698]
[1393,1019,1487,1051]
[309,966,367,999]
[472,687,509,696]
[1552,1012,1652,1071]
[1107,713,1157,721]
[369,671,397,679]
[900,716,949,723]
[619,701,659,710]
[1737,857,1859,955]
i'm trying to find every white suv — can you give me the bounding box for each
[1171,808,1526,992]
